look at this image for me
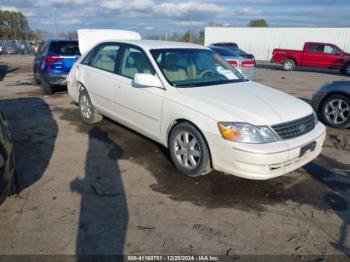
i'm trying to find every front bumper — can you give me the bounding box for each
[207,122,326,180]
[42,73,68,86]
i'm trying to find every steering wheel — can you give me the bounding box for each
[198,69,216,79]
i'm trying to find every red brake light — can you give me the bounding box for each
[241,60,255,67]
[45,56,63,62]
[228,60,238,66]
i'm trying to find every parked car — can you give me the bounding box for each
[3,43,18,55]
[211,42,255,60]
[0,110,16,204]
[33,39,80,95]
[210,46,256,80]
[271,42,350,75]
[68,35,326,180]
[312,81,350,128]
[0,41,4,55]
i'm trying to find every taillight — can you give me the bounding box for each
[45,56,63,62]
[228,60,238,66]
[241,60,255,67]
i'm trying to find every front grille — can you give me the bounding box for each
[272,114,315,140]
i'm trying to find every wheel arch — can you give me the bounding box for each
[318,91,350,112]
[72,81,88,102]
[283,56,297,65]
[77,81,87,93]
[166,118,213,168]
[342,61,350,71]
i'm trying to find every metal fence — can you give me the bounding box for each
[205,27,350,61]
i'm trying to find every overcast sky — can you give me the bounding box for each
[1,0,350,36]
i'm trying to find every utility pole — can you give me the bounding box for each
[52,7,57,37]
[189,4,193,43]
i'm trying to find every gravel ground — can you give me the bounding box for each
[0,55,349,258]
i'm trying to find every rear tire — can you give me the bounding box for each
[320,94,350,129]
[33,67,41,85]
[168,122,212,177]
[41,77,53,95]
[341,63,350,76]
[282,59,296,71]
[79,89,102,124]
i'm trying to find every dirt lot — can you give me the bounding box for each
[0,55,349,258]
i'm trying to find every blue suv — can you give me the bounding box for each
[33,39,80,95]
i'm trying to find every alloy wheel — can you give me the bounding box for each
[173,131,201,170]
[80,94,92,120]
[284,61,294,70]
[325,98,350,125]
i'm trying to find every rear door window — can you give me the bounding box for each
[89,44,120,73]
[308,44,324,53]
[49,41,80,55]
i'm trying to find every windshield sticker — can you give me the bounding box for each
[217,68,239,80]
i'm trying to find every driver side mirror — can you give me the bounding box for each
[133,73,163,88]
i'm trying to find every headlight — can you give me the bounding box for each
[218,122,279,143]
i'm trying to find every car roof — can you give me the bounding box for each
[93,39,208,51]
[305,42,338,46]
[46,39,78,43]
[210,46,240,56]
[211,42,238,46]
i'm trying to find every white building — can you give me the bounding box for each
[205,27,350,61]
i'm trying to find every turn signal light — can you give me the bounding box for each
[218,123,242,141]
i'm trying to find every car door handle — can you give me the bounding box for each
[114,84,121,89]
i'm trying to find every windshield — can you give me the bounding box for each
[150,48,246,88]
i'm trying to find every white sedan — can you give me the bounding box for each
[67,38,326,180]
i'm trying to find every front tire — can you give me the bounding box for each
[282,59,296,71]
[169,122,212,177]
[79,89,102,124]
[320,94,350,129]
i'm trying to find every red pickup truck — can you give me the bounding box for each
[271,42,350,75]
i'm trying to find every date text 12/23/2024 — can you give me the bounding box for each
[128,256,219,261]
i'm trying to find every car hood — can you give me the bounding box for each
[177,81,313,126]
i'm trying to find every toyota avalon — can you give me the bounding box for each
[67,36,326,180]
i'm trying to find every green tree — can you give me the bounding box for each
[180,32,191,42]
[0,9,31,39]
[198,30,205,45]
[248,19,268,27]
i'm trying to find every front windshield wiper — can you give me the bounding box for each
[176,79,243,88]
